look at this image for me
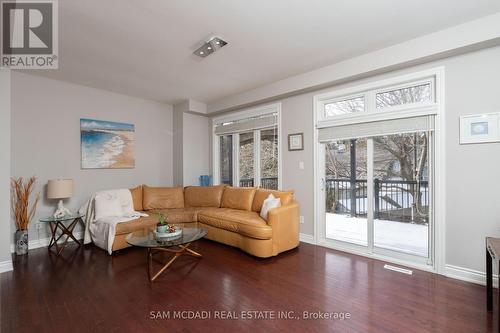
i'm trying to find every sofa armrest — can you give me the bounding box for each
[267,201,300,255]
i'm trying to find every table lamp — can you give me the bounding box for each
[47,179,74,218]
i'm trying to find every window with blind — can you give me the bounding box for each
[213,108,280,190]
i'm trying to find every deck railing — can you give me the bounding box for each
[239,177,278,190]
[326,178,429,224]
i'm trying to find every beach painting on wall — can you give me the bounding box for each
[80,118,135,169]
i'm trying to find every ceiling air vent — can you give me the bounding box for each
[193,36,228,58]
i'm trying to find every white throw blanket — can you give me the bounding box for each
[80,189,148,255]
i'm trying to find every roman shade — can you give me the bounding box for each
[317,115,435,142]
[214,114,277,135]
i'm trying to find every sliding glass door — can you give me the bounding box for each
[322,130,432,263]
[314,71,442,267]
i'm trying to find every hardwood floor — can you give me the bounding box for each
[0,240,494,333]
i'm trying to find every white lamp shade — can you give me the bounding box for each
[47,179,73,199]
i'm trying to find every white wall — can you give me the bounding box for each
[10,73,173,244]
[212,45,500,277]
[172,109,184,186]
[171,108,210,187]
[182,112,210,186]
[0,70,12,271]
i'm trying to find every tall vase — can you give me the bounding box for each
[15,230,28,255]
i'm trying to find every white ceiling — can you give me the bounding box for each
[27,0,500,105]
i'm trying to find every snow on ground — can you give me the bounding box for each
[326,213,428,257]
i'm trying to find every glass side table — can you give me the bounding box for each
[39,213,85,255]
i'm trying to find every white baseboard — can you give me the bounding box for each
[299,236,496,287]
[6,231,497,288]
[0,260,13,273]
[10,231,84,253]
[444,264,498,287]
[299,233,316,245]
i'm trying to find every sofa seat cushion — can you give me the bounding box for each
[198,208,272,240]
[150,207,210,224]
[115,215,158,235]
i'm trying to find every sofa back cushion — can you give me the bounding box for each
[184,185,226,207]
[129,185,143,211]
[143,186,184,210]
[221,187,256,211]
[252,189,294,212]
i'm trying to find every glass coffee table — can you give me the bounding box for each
[126,227,208,282]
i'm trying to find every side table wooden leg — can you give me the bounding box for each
[148,249,153,281]
[488,248,493,311]
[48,222,57,251]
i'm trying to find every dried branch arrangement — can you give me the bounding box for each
[11,177,40,231]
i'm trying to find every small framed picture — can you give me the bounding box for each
[288,133,304,151]
[460,113,500,144]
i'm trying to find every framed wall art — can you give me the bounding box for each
[459,113,500,144]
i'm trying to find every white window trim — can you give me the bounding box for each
[212,103,282,189]
[312,67,446,275]
[316,68,440,123]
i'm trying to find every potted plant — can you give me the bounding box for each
[11,177,39,255]
[156,213,169,233]
[156,213,178,234]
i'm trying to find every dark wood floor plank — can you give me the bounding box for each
[0,240,494,333]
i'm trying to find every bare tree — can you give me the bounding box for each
[324,84,431,220]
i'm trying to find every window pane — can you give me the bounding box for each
[239,132,254,187]
[376,83,431,108]
[325,138,368,246]
[325,96,364,117]
[260,127,278,190]
[373,132,430,257]
[219,135,233,186]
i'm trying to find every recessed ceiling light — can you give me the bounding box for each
[194,36,228,58]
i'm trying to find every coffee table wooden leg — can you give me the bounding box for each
[150,252,182,282]
[179,244,202,257]
[148,249,152,281]
[148,243,202,282]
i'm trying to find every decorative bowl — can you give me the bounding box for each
[154,227,183,240]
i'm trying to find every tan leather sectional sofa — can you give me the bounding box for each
[113,185,300,258]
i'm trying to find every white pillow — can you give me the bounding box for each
[260,194,281,221]
[94,194,123,220]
